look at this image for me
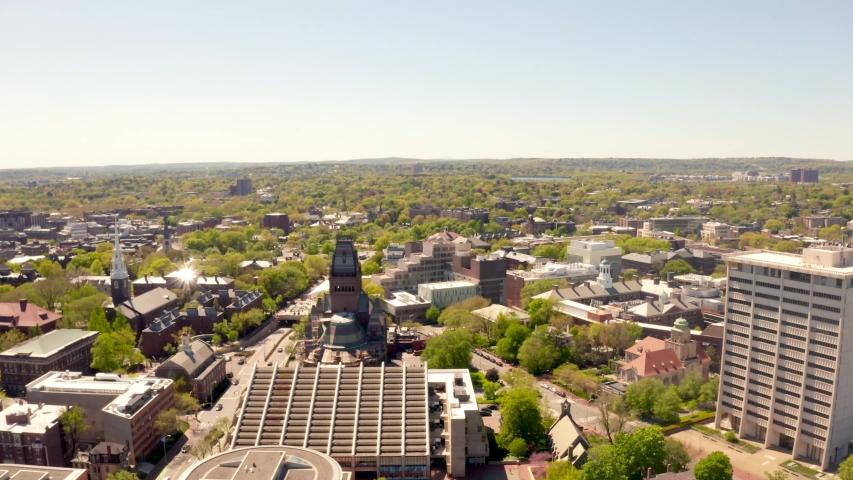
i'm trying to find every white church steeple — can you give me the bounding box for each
[597,257,613,288]
[110,218,130,305]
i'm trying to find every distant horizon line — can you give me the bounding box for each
[0,155,847,172]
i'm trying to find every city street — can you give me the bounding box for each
[150,327,294,480]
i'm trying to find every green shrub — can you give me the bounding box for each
[724,430,737,442]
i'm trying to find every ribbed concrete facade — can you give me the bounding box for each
[232,363,430,479]
[716,248,853,469]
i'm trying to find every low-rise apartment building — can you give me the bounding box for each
[379,291,432,324]
[0,329,100,395]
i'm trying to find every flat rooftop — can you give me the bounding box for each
[27,372,173,416]
[0,329,98,359]
[0,403,64,434]
[179,446,344,480]
[728,247,853,275]
[0,466,87,480]
[418,281,476,291]
[383,291,430,307]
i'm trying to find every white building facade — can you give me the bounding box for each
[716,247,853,469]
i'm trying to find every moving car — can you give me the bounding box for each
[232,379,239,385]
[215,404,223,411]
[237,358,245,365]
[278,347,283,353]
[181,445,189,453]
[267,361,273,366]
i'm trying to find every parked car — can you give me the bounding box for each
[237,358,245,365]
[540,383,550,389]
[181,445,189,453]
[267,361,273,366]
[277,347,283,353]
[479,409,492,416]
[226,372,233,379]
[232,379,240,385]
[555,390,566,398]
[487,404,499,410]
[215,404,223,411]
[495,361,503,366]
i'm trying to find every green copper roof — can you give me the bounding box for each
[672,317,690,333]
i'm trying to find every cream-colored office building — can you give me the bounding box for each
[716,247,853,469]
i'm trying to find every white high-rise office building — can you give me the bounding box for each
[716,247,853,469]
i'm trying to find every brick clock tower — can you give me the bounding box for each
[329,235,362,313]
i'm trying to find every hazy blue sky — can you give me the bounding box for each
[2,1,852,167]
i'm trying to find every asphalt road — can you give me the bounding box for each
[153,327,294,480]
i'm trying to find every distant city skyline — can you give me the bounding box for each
[1,1,852,168]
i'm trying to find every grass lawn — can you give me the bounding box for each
[782,460,821,478]
[690,424,761,454]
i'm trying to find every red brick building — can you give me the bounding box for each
[0,403,66,466]
[0,329,99,395]
[154,336,227,404]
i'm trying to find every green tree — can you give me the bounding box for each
[694,451,733,480]
[60,406,88,458]
[699,376,720,404]
[763,219,785,234]
[88,307,112,333]
[485,368,500,382]
[545,461,582,480]
[155,408,182,436]
[483,381,499,401]
[0,329,26,351]
[508,437,529,459]
[497,388,545,449]
[517,326,561,374]
[91,313,145,372]
[665,438,691,473]
[677,370,704,401]
[107,471,138,480]
[526,298,554,328]
[361,261,381,275]
[659,258,697,276]
[425,305,441,323]
[614,426,669,480]
[304,255,330,279]
[176,392,202,414]
[495,324,530,363]
[652,386,682,422]
[421,329,473,369]
[626,378,667,417]
[840,452,853,480]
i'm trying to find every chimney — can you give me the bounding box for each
[646,296,654,305]
[551,284,560,293]
[673,292,681,301]
[583,281,590,289]
[654,277,660,285]
[107,445,112,456]
[214,274,219,283]
[647,467,653,479]
[159,269,165,278]
[619,275,625,285]
[667,272,675,283]
[144,274,148,282]
[181,332,191,352]
[19,298,28,312]
[667,280,675,288]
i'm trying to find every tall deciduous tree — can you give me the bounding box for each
[517,326,561,374]
[421,329,473,369]
[626,378,667,417]
[497,388,545,449]
[60,406,88,458]
[495,324,530,363]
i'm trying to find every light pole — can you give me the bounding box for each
[161,436,168,463]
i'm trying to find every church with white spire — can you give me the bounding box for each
[110,221,131,306]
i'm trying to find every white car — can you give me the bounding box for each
[540,383,549,389]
